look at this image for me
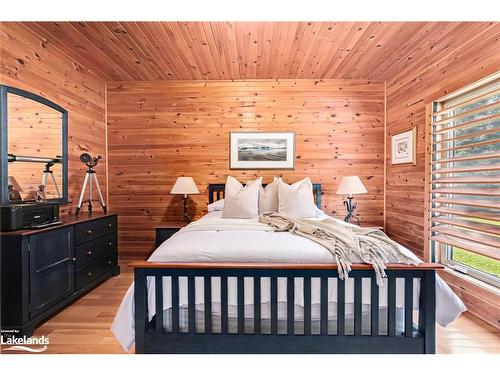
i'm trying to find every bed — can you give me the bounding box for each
[112,183,465,354]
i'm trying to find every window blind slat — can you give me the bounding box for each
[433,88,500,116]
[433,113,500,134]
[431,152,500,164]
[432,176,500,184]
[431,226,500,249]
[431,207,498,222]
[436,138,500,154]
[432,197,500,210]
[432,102,500,125]
[432,164,500,174]
[433,128,500,145]
[430,234,500,261]
[431,216,500,236]
[431,187,500,196]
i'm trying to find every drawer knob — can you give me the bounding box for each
[87,272,92,277]
[87,229,92,235]
[108,223,113,228]
[107,260,112,265]
[108,242,112,247]
[86,251,92,256]
[71,257,76,262]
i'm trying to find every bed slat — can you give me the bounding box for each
[337,279,345,336]
[221,276,228,334]
[171,276,179,335]
[188,276,195,334]
[371,277,379,336]
[354,277,362,336]
[405,277,414,337]
[238,276,245,334]
[204,276,212,333]
[155,276,163,333]
[271,277,278,335]
[254,277,261,335]
[320,276,328,336]
[388,276,396,336]
[287,276,295,335]
[304,277,312,335]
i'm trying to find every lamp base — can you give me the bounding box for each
[342,196,360,225]
[183,196,191,223]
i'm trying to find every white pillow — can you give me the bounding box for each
[207,199,224,212]
[278,177,318,218]
[221,176,262,219]
[247,177,281,214]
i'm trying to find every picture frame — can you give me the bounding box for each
[391,127,417,165]
[229,131,295,170]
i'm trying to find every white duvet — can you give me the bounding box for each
[111,212,466,351]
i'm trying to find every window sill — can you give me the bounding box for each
[440,266,500,295]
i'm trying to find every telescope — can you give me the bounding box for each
[8,153,62,164]
[76,153,106,215]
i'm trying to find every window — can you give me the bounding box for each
[429,72,500,288]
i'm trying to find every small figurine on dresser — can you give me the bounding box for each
[35,184,47,202]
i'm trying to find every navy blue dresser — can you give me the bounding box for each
[1,213,120,337]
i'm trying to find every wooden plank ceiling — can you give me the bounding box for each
[19,22,496,81]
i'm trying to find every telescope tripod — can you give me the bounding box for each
[40,162,61,198]
[76,168,107,215]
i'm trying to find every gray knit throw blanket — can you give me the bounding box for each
[259,213,417,286]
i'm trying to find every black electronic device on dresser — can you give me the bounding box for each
[0,202,60,231]
[0,213,120,337]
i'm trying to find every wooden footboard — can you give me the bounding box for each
[129,262,442,354]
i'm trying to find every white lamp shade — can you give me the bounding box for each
[171,177,200,195]
[336,176,367,196]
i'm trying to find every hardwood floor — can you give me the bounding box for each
[1,260,498,354]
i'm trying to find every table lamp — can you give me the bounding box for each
[336,176,367,225]
[171,177,200,223]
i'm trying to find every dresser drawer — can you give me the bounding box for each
[75,232,117,268]
[75,215,117,245]
[75,252,117,290]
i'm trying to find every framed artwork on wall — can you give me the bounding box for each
[229,131,295,170]
[391,127,417,165]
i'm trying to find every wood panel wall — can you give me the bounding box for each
[385,22,500,259]
[0,22,107,213]
[107,79,385,258]
[385,23,500,328]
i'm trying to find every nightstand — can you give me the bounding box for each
[155,223,185,247]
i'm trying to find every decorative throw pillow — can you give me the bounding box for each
[207,199,224,212]
[256,177,281,214]
[277,177,318,218]
[221,176,262,219]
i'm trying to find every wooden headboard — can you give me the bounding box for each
[208,183,322,208]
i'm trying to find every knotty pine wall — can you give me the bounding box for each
[384,24,500,328]
[385,23,500,259]
[107,79,385,258]
[0,23,107,213]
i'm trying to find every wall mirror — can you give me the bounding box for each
[0,85,68,205]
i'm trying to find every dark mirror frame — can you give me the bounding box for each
[0,85,68,205]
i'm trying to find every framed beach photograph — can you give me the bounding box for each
[229,131,295,169]
[391,127,417,165]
